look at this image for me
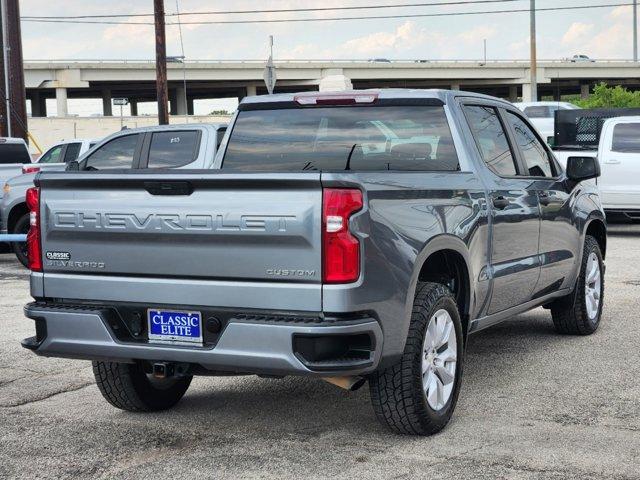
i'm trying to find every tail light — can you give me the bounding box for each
[25,187,42,272]
[322,188,363,283]
[22,166,40,174]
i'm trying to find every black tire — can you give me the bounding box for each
[551,235,604,335]
[92,361,192,412]
[369,282,464,435]
[11,213,30,268]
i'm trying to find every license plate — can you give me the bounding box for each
[147,309,202,345]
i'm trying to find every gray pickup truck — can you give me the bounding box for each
[2,123,226,266]
[22,90,606,436]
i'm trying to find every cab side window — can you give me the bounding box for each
[147,131,200,168]
[38,145,64,164]
[612,123,640,153]
[505,111,554,177]
[464,105,517,176]
[63,142,82,162]
[84,134,140,170]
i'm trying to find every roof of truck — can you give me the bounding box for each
[0,137,28,146]
[105,123,228,135]
[239,88,513,107]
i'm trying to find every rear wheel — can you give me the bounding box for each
[11,213,30,268]
[369,282,464,435]
[92,361,192,412]
[551,235,604,335]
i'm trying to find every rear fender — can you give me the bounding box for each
[400,235,474,348]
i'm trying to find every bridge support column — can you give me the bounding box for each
[245,85,257,97]
[175,86,187,115]
[509,85,518,102]
[169,89,178,115]
[101,89,112,116]
[187,97,194,115]
[30,91,47,117]
[521,83,536,102]
[130,99,138,116]
[55,87,68,117]
[581,83,590,99]
[319,69,352,91]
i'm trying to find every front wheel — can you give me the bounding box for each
[11,213,30,268]
[369,282,464,435]
[551,235,604,335]
[92,361,192,412]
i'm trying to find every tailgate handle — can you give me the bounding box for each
[144,181,193,196]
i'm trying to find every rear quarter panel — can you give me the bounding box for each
[321,170,489,362]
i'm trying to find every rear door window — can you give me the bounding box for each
[505,111,554,177]
[612,123,640,153]
[83,134,140,170]
[464,105,517,176]
[147,131,200,168]
[38,144,64,164]
[63,142,82,162]
[0,143,31,164]
[222,106,459,172]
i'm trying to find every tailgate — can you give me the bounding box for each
[37,172,322,308]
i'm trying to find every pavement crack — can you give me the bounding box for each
[1,381,93,408]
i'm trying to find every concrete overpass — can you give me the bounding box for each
[23,59,640,117]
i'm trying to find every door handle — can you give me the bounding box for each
[144,181,194,196]
[492,196,510,210]
[605,159,621,164]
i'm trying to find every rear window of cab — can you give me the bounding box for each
[222,105,459,172]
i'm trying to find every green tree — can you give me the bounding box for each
[576,83,640,109]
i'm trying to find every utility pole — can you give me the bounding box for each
[529,0,538,102]
[154,0,169,125]
[0,0,27,140]
[0,0,9,137]
[634,0,638,62]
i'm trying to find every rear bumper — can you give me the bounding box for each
[23,302,383,377]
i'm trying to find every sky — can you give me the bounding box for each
[18,0,640,115]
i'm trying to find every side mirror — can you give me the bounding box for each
[566,156,600,182]
[66,160,80,171]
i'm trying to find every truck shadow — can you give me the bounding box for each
[168,310,568,437]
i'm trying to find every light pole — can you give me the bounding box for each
[1,0,11,136]
[634,0,638,62]
[530,0,538,102]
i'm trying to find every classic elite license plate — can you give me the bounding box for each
[147,309,203,345]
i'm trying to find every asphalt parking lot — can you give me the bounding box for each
[1,224,639,480]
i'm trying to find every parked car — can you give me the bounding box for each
[1,123,227,266]
[0,137,32,188]
[513,101,579,143]
[554,116,640,220]
[21,90,606,436]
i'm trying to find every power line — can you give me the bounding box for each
[21,1,525,20]
[19,2,636,26]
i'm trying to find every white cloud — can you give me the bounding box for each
[561,22,594,45]
[336,21,444,57]
[458,25,497,44]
